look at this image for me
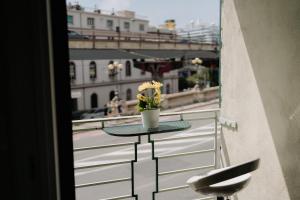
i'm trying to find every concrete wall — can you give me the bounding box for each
[125,87,219,115]
[68,40,216,50]
[221,0,300,199]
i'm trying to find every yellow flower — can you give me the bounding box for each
[137,94,147,101]
[154,96,160,104]
[154,88,161,95]
[152,80,163,89]
[138,82,154,92]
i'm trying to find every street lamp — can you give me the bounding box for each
[108,61,123,94]
[108,61,123,76]
[107,61,123,116]
[191,57,203,89]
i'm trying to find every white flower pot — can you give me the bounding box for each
[141,109,160,129]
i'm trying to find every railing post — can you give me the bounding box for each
[214,111,219,169]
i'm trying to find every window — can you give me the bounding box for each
[67,15,73,24]
[89,61,97,79]
[71,98,78,111]
[91,93,98,108]
[166,83,171,94]
[107,20,114,29]
[109,91,115,101]
[124,22,130,31]
[125,60,131,76]
[139,24,145,31]
[126,89,132,100]
[69,62,76,81]
[87,17,94,26]
[87,17,95,26]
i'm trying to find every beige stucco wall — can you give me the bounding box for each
[221,0,300,199]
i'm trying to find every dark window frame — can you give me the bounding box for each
[124,21,130,30]
[106,19,114,29]
[109,90,115,100]
[125,60,131,76]
[87,17,95,26]
[89,61,97,79]
[69,61,76,80]
[3,0,76,199]
[139,24,145,31]
[126,88,132,100]
[67,15,74,24]
[166,83,171,94]
[91,93,98,108]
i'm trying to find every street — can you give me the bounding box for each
[73,101,219,200]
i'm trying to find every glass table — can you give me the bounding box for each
[103,120,191,200]
[103,120,191,137]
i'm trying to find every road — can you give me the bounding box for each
[73,101,219,200]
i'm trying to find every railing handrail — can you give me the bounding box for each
[73,108,221,199]
[72,108,220,125]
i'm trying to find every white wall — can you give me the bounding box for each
[80,59,152,84]
[221,0,300,199]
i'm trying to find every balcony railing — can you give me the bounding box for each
[73,108,221,200]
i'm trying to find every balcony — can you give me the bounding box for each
[68,28,217,51]
[72,108,223,200]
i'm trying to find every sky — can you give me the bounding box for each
[67,0,220,28]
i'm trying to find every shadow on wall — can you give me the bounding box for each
[234,0,300,198]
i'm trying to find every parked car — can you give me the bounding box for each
[71,110,86,120]
[68,30,89,39]
[80,108,106,119]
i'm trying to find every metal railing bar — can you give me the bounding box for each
[72,108,220,125]
[75,160,131,170]
[98,194,132,200]
[157,149,215,159]
[214,112,219,169]
[160,108,220,117]
[193,196,215,200]
[76,177,131,188]
[73,121,220,133]
[158,164,215,176]
[74,142,135,152]
[73,126,103,132]
[180,117,215,122]
[73,115,141,124]
[159,185,190,193]
[153,132,215,142]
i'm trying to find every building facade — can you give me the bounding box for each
[67,5,149,33]
[177,23,219,44]
[70,58,178,111]
[66,5,179,112]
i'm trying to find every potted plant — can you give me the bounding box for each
[137,80,163,129]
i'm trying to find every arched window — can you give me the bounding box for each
[140,59,146,75]
[91,93,98,108]
[125,60,131,76]
[89,61,97,79]
[126,89,132,100]
[109,91,115,101]
[69,61,76,81]
[166,83,171,94]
